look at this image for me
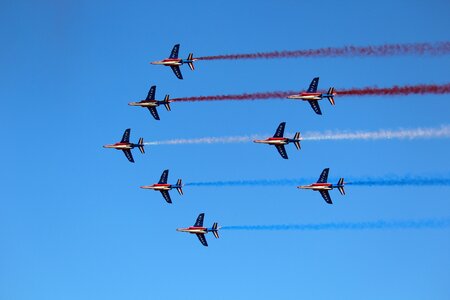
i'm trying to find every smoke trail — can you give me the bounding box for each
[172,83,450,102]
[346,177,450,186]
[185,176,450,187]
[302,125,450,141]
[185,179,310,187]
[172,91,296,102]
[221,217,450,231]
[338,84,450,96]
[197,42,450,60]
[143,134,265,145]
[144,125,450,145]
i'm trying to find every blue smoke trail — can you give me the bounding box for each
[185,176,450,187]
[221,217,450,231]
[346,177,450,186]
[185,179,313,187]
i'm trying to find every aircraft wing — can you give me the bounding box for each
[148,107,160,120]
[159,169,169,184]
[307,77,319,93]
[275,145,288,159]
[160,190,172,204]
[170,44,180,59]
[319,190,333,204]
[170,66,183,79]
[318,168,330,183]
[146,85,156,101]
[196,233,208,247]
[121,128,131,143]
[308,100,322,115]
[194,213,205,227]
[122,149,134,163]
[273,122,286,137]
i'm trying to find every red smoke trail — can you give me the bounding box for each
[173,91,296,102]
[197,42,450,60]
[338,83,450,96]
[172,83,450,102]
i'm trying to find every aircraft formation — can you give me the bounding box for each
[103,44,348,247]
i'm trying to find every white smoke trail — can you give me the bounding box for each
[144,125,450,145]
[144,134,267,145]
[302,125,450,141]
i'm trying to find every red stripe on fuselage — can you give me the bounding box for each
[311,183,332,187]
[267,137,287,141]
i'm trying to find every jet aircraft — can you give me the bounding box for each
[128,85,173,120]
[176,213,220,247]
[253,122,301,159]
[140,169,183,204]
[103,128,144,163]
[297,168,345,204]
[150,44,197,80]
[287,77,336,115]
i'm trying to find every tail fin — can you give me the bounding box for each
[164,95,171,111]
[138,138,145,154]
[293,132,301,150]
[337,178,345,195]
[187,53,195,70]
[212,222,220,239]
[176,179,183,195]
[327,87,335,105]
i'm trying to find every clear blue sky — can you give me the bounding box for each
[1,0,450,299]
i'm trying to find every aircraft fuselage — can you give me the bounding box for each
[129,100,159,107]
[298,183,334,191]
[253,137,289,145]
[176,226,208,234]
[288,92,324,101]
[128,100,172,108]
[140,183,173,191]
[151,58,183,66]
[103,142,133,150]
[151,58,197,67]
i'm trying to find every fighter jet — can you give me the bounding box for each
[176,213,220,247]
[103,128,145,163]
[287,77,336,115]
[128,85,173,120]
[253,122,301,159]
[150,44,197,80]
[140,169,183,204]
[297,168,345,204]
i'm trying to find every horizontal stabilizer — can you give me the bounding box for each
[138,138,145,154]
[327,87,336,105]
[337,178,345,195]
[293,132,301,150]
[187,53,195,70]
[212,222,219,239]
[164,95,171,111]
[328,87,335,95]
[176,179,183,195]
[327,96,335,105]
